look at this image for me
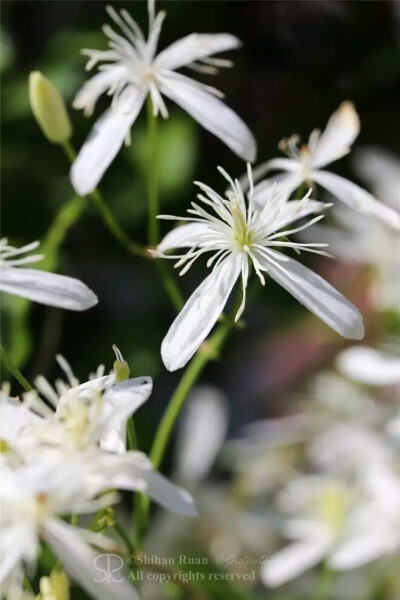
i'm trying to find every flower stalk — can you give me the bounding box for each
[0,345,32,392]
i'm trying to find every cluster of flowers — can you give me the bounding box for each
[0,348,196,599]
[143,342,400,598]
[1,0,399,598]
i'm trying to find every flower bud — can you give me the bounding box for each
[29,71,72,144]
[39,571,70,600]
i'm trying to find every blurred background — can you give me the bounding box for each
[1,0,400,454]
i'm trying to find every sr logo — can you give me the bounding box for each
[93,553,125,583]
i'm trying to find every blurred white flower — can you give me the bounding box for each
[156,165,364,371]
[331,467,400,570]
[1,353,197,517]
[337,344,400,387]
[71,1,256,195]
[0,238,98,311]
[0,458,138,600]
[248,103,400,230]
[301,202,400,311]
[261,476,360,587]
[353,146,400,213]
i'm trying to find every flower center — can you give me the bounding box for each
[231,202,252,250]
[316,485,347,534]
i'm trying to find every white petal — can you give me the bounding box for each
[100,376,153,453]
[336,346,400,386]
[261,540,328,587]
[70,87,147,196]
[174,385,228,484]
[252,172,304,209]
[353,147,400,211]
[102,453,197,516]
[158,222,211,252]
[73,67,127,115]
[43,519,139,600]
[271,199,328,231]
[313,101,360,168]
[159,71,256,162]
[0,268,98,311]
[330,529,397,570]
[155,33,241,70]
[256,250,364,340]
[161,255,241,371]
[313,170,400,231]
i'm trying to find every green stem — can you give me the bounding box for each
[146,98,159,247]
[62,142,145,258]
[138,312,236,539]
[114,520,134,555]
[312,564,336,600]
[0,345,32,391]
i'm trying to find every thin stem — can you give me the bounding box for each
[146,98,159,246]
[62,142,145,258]
[114,520,134,555]
[0,345,32,391]
[139,310,238,538]
[312,563,336,600]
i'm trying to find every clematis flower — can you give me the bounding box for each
[261,475,359,587]
[2,352,196,517]
[155,165,364,371]
[71,0,256,195]
[0,458,139,600]
[247,102,400,230]
[0,238,97,311]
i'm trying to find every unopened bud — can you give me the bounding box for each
[29,71,72,144]
[39,571,70,600]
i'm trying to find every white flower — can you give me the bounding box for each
[0,238,97,311]
[0,458,139,600]
[248,102,400,230]
[261,475,358,587]
[336,343,400,387]
[70,1,256,195]
[155,165,364,371]
[301,202,400,312]
[3,352,196,517]
[330,467,400,570]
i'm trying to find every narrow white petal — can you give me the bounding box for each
[353,147,400,211]
[161,255,242,371]
[159,71,256,162]
[336,346,400,386]
[271,199,328,231]
[313,101,360,168]
[155,33,241,70]
[174,385,228,484]
[257,250,364,340]
[73,67,127,115]
[313,170,400,231]
[44,519,139,600]
[158,222,211,252]
[261,540,328,587]
[100,376,153,453]
[252,173,304,209]
[102,453,197,516]
[330,529,396,570]
[70,87,147,195]
[0,268,98,311]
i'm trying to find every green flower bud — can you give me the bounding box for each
[29,71,72,144]
[39,571,70,600]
